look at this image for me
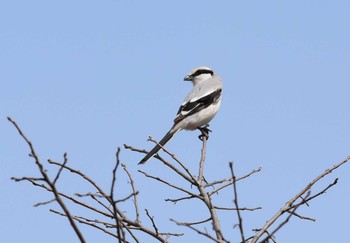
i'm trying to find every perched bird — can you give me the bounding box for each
[139,66,222,164]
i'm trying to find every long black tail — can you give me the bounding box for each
[139,130,177,164]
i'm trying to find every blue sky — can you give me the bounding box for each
[2,1,350,242]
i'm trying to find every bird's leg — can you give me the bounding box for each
[197,124,212,141]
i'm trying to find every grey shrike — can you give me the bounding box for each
[139,66,222,164]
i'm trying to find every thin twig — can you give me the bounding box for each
[115,192,139,204]
[33,199,56,207]
[11,176,44,182]
[287,210,315,222]
[110,148,121,200]
[170,219,218,242]
[214,206,262,211]
[165,195,195,204]
[123,144,147,154]
[178,217,211,226]
[209,167,262,196]
[154,154,196,184]
[53,153,68,184]
[110,148,123,242]
[205,176,234,188]
[138,170,200,198]
[145,209,159,236]
[122,163,140,224]
[75,192,113,215]
[229,162,245,242]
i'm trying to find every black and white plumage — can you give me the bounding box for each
[139,66,222,164]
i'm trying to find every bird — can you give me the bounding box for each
[139,66,222,164]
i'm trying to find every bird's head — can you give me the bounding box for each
[184,66,214,85]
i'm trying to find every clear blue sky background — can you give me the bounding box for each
[2,1,349,242]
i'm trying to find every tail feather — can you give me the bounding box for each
[139,130,177,164]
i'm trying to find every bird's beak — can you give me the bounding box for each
[184,75,193,81]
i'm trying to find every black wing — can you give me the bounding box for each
[174,88,222,124]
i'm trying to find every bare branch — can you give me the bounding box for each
[259,206,299,243]
[208,167,262,196]
[109,148,124,242]
[10,119,178,242]
[123,144,147,154]
[178,217,211,226]
[53,153,68,184]
[122,163,140,224]
[251,156,350,242]
[11,116,349,243]
[8,117,86,243]
[138,170,200,199]
[33,199,56,207]
[290,178,338,209]
[110,148,121,200]
[145,209,159,236]
[229,162,245,243]
[205,176,234,188]
[115,192,139,204]
[153,154,196,184]
[50,209,119,239]
[30,179,113,217]
[147,137,198,184]
[170,219,218,242]
[214,206,262,211]
[48,161,168,241]
[48,160,111,202]
[11,176,45,182]
[75,192,113,215]
[128,138,197,186]
[287,210,315,222]
[165,195,196,204]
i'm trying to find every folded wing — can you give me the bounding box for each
[174,88,222,124]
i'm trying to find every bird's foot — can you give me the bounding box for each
[197,124,212,141]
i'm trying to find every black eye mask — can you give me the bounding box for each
[192,69,213,77]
